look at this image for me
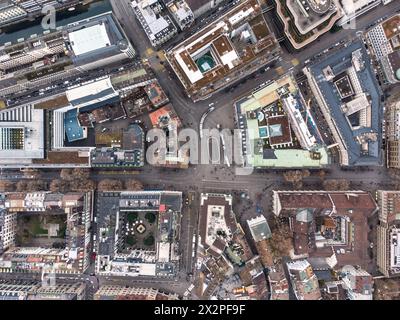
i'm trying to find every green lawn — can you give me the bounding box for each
[31,218,48,236]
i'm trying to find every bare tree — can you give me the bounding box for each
[283,170,310,189]
[125,179,144,191]
[16,180,47,192]
[267,224,293,259]
[318,170,327,181]
[72,168,91,180]
[50,179,70,193]
[60,168,73,181]
[16,181,28,192]
[98,179,124,191]
[0,180,14,192]
[70,179,96,192]
[22,168,41,179]
[323,179,351,191]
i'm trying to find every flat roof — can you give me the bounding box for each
[235,74,329,168]
[69,23,111,56]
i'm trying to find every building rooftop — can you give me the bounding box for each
[247,215,272,242]
[305,41,383,166]
[235,74,329,168]
[274,190,378,269]
[0,191,92,274]
[0,105,44,163]
[95,191,182,278]
[69,23,111,56]
[166,0,279,101]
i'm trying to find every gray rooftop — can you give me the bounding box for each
[308,40,383,166]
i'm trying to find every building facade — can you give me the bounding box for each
[376,190,400,277]
[386,99,400,168]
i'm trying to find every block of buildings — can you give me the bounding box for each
[236,256,269,300]
[131,0,178,47]
[235,73,330,168]
[196,193,253,298]
[286,259,321,300]
[148,103,189,169]
[94,285,178,300]
[367,13,400,84]
[165,0,280,102]
[95,191,182,278]
[304,41,383,166]
[273,191,378,269]
[340,265,373,300]
[198,193,252,266]
[386,98,400,168]
[0,12,136,100]
[0,280,86,300]
[274,0,343,49]
[91,124,145,168]
[376,190,400,277]
[0,192,93,274]
[0,0,80,28]
[0,65,158,168]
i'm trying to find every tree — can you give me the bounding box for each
[125,179,144,191]
[323,179,350,191]
[283,170,310,189]
[267,224,293,259]
[72,168,91,180]
[23,169,41,179]
[16,180,47,192]
[0,180,14,192]
[50,179,70,193]
[97,179,124,191]
[70,179,96,192]
[145,212,156,224]
[25,180,47,191]
[144,235,155,247]
[318,170,326,181]
[60,168,73,181]
[16,181,28,192]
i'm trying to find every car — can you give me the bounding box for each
[209,102,215,107]
[101,127,109,133]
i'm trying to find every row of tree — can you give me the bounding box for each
[0,168,144,193]
[283,170,351,190]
